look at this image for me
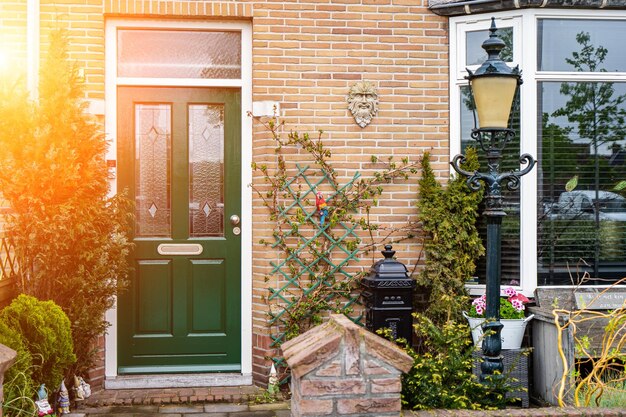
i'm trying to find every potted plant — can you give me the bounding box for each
[463,287,535,349]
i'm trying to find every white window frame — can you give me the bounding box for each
[450,9,626,297]
[104,18,253,386]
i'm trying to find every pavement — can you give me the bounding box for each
[68,402,291,417]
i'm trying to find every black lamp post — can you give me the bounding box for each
[450,18,536,382]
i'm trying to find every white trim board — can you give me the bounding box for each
[104,17,253,386]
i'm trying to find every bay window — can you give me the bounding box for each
[450,11,626,295]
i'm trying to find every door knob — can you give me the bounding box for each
[230,214,240,226]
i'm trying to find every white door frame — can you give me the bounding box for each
[103,18,252,388]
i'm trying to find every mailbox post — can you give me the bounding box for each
[361,244,415,341]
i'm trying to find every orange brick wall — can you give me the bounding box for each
[1,0,450,387]
[0,0,27,84]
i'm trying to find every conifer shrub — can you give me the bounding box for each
[417,150,484,324]
[399,314,510,410]
[0,294,75,389]
[0,28,132,373]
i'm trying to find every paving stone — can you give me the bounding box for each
[229,412,275,417]
[111,406,160,413]
[159,405,205,413]
[248,403,289,411]
[65,413,86,417]
[178,414,228,417]
[136,414,181,417]
[203,404,249,413]
[273,410,291,417]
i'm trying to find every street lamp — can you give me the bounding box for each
[450,18,536,382]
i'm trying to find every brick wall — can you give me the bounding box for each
[1,0,451,386]
[0,0,27,84]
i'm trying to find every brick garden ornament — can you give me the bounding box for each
[347,81,379,128]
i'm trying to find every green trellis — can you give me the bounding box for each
[266,164,363,372]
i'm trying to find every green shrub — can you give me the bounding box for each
[399,314,510,410]
[0,321,36,417]
[0,294,76,389]
[0,28,132,373]
[417,150,484,324]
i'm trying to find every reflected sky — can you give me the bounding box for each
[538,19,626,72]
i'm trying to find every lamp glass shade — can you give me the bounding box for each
[471,76,517,129]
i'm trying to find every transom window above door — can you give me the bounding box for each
[117,29,241,79]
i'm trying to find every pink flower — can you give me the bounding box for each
[503,287,517,297]
[475,305,484,315]
[511,299,525,311]
[509,292,530,304]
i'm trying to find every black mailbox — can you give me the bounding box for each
[361,244,415,341]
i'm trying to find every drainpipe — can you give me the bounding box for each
[26,0,39,99]
[429,0,623,16]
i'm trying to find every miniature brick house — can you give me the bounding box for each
[282,314,412,417]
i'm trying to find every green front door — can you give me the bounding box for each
[117,87,241,373]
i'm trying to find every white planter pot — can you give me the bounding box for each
[463,312,535,350]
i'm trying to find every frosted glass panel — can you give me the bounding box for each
[189,104,224,237]
[135,104,171,237]
[118,30,241,79]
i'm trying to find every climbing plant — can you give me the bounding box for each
[251,115,419,374]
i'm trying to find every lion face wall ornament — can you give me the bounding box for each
[347,81,379,128]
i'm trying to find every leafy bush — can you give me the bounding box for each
[0,321,36,416]
[0,28,132,372]
[417,150,484,324]
[399,314,509,410]
[0,294,76,389]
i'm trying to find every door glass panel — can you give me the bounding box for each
[466,27,513,66]
[135,104,171,237]
[189,104,224,237]
[117,30,241,79]
[538,19,626,72]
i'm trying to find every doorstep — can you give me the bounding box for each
[78,385,267,407]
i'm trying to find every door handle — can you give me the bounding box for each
[230,214,240,226]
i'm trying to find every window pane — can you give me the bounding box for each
[538,19,626,72]
[466,27,513,66]
[460,86,521,286]
[118,30,241,79]
[537,81,626,285]
[189,104,224,237]
[135,104,171,237]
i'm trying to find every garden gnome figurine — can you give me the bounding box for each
[73,375,85,400]
[57,380,70,414]
[79,376,91,398]
[267,363,279,395]
[35,384,54,416]
[315,189,329,226]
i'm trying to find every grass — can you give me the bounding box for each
[576,372,626,407]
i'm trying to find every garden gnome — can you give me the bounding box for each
[267,363,279,396]
[79,375,91,398]
[57,380,70,414]
[35,384,54,416]
[315,189,329,226]
[73,375,85,400]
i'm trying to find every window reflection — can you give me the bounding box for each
[466,27,513,66]
[538,79,626,285]
[538,19,626,72]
